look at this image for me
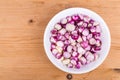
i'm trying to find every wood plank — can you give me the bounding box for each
[0,0,119,80]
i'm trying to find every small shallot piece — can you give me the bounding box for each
[80,57,87,65]
[71,31,79,40]
[82,29,89,36]
[63,52,71,58]
[61,18,67,24]
[50,36,56,43]
[75,61,82,69]
[66,23,75,31]
[77,47,86,54]
[89,38,96,45]
[67,63,73,68]
[94,53,99,60]
[86,53,94,62]
[55,53,62,59]
[77,36,83,42]
[56,41,64,47]
[87,34,93,40]
[59,28,66,35]
[77,21,83,26]
[67,45,73,52]
[80,41,89,48]
[70,59,77,65]
[72,15,79,20]
[62,59,70,65]
[52,49,58,55]
[72,51,78,57]
[54,24,62,30]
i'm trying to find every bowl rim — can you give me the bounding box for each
[43,7,111,74]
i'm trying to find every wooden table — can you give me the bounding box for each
[0,0,119,80]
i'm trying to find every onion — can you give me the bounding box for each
[77,47,86,54]
[83,15,90,22]
[50,36,56,43]
[94,53,99,60]
[67,63,73,68]
[96,39,101,46]
[86,53,94,62]
[51,29,58,34]
[59,28,66,35]
[70,59,77,65]
[82,36,87,41]
[72,51,78,57]
[91,46,101,53]
[88,23,92,27]
[66,16,72,22]
[67,45,73,52]
[80,41,89,48]
[54,24,62,30]
[71,31,79,40]
[85,45,91,50]
[82,22,88,27]
[56,46,63,53]
[93,21,99,26]
[69,20,75,24]
[56,41,64,47]
[72,15,79,21]
[50,13,102,69]
[61,18,67,24]
[60,36,66,41]
[58,56,64,61]
[76,43,81,47]
[64,40,70,45]
[93,32,101,39]
[51,49,58,55]
[77,36,83,42]
[89,38,96,45]
[64,32,70,39]
[84,51,91,57]
[78,27,84,33]
[71,56,79,61]
[79,57,87,65]
[77,21,83,26]
[51,43,56,49]
[82,29,89,36]
[63,44,68,51]
[55,53,62,59]
[73,46,77,52]
[89,19,94,24]
[87,34,93,40]
[69,36,76,44]
[90,26,96,32]
[66,23,75,31]
[78,53,82,59]
[78,14,84,20]
[96,25,101,32]
[75,61,81,69]
[62,59,70,65]
[53,33,62,40]
[63,52,71,58]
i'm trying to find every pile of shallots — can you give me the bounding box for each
[50,14,102,69]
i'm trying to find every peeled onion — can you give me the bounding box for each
[50,13,102,69]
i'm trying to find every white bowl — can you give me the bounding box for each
[44,8,111,74]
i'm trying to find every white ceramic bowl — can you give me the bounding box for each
[44,8,111,74]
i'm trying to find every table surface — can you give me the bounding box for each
[0,0,120,80]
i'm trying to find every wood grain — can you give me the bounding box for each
[0,0,119,80]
